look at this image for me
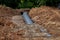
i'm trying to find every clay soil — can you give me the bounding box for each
[0,5,60,40]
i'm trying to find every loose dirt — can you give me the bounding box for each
[0,5,60,40]
[29,6,60,37]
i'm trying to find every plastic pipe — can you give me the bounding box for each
[22,12,33,24]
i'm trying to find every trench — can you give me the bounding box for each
[11,11,52,40]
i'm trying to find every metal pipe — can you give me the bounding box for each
[22,12,33,24]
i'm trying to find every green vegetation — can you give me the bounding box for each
[0,0,60,8]
[17,0,47,8]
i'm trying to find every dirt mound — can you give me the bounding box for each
[0,5,24,40]
[0,5,60,40]
[0,5,21,17]
[29,6,60,36]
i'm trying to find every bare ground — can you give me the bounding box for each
[0,5,60,40]
[29,6,60,39]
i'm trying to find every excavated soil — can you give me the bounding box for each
[29,6,60,37]
[0,5,60,40]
